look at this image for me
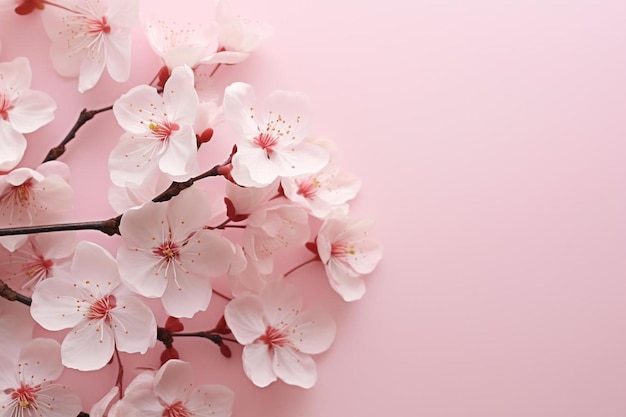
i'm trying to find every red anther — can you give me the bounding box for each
[164,316,184,333]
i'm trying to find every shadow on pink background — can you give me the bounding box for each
[1,0,626,416]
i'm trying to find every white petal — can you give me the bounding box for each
[326,260,366,302]
[163,66,198,124]
[71,241,121,289]
[18,338,63,384]
[110,296,156,354]
[242,343,276,387]
[109,135,162,187]
[30,278,87,331]
[113,86,163,134]
[0,57,31,92]
[290,308,336,354]
[224,294,265,344]
[166,187,212,239]
[105,31,132,82]
[153,360,193,405]
[260,281,302,326]
[186,384,234,417]
[160,268,211,318]
[117,246,168,298]
[0,121,25,171]
[273,346,317,388]
[119,198,168,249]
[157,126,198,178]
[62,320,115,371]
[9,90,56,133]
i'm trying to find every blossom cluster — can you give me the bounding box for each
[0,0,382,416]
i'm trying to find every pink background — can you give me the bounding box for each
[2,0,626,415]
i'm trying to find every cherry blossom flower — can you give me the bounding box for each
[223,82,329,187]
[316,212,383,302]
[282,137,361,218]
[42,0,139,92]
[109,65,200,187]
[30,241,157,371]
[225,281,336,388]
[0,161,73,252]
[208,0,273,65]
[118,360,234,417]
[144,16,219,70]
[0,231,76,294]
[243,203,310,275]
[0,338,82,417]
[117,187,236,318]
[0,57,56,172]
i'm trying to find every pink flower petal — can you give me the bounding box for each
[186,384,234,417]
[110,296,156,354]
[153,360,193,404]
[18,338,63,384]
[242,343,276,387]
[224,294,266,344]
[272,346,317,389]
[61,320,115,371]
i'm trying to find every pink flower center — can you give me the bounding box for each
[87,16,111,34]
[5,180,34,208]
[253,132,279,157]
[87,294,117,322]
[163,400,191,417]
[23,257,54,280]
[153,241,181,259]
[295,177,320,199]
[330,242,356,258]
[0,93,14,120]
[149,121,180,142]
[260,326,289,348]
[11,384,40,409]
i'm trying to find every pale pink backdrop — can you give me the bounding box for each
[1,0,626,416]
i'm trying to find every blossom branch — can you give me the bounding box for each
[0,159,230,238]
[43,105,113,162]
[0,279,32,306]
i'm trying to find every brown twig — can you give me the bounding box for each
[43,105,113,162]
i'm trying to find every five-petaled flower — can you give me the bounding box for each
[0,161,73,252]
[0,57,56,172]
[42,0,139,92]
[223,82,329,187]
[0,338,82,417]
[109,65,200,187]
[117,360,234,417]
[30,241,157,371]
[117,187,236,318]
[316,212,383,302]
[225,281,336,388]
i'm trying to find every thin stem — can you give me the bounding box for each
[0,280,32,306]
[283,257,319,278]
[209,63,222,77]
[212,288,232,301]
[0,158,232,238]
[212,218,231,229]
[43,105,114,162]
[114,348,124,399]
